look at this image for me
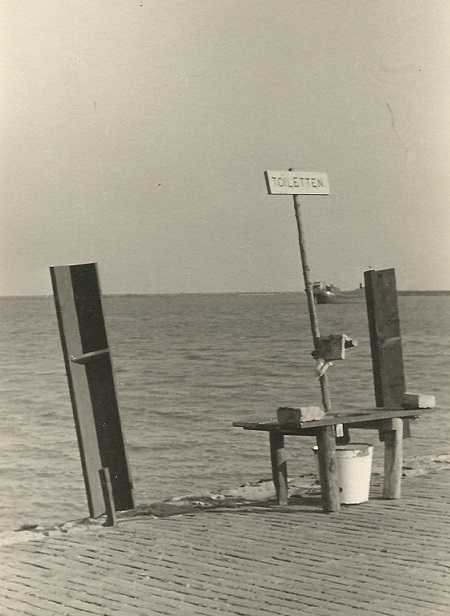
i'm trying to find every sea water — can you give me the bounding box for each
[0,293,449,531]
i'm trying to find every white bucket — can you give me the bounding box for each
[313,443,374,504]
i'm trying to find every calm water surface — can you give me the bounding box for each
[0,293,449,530]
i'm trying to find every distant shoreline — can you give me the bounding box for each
[397,290,450,296]
[1,290,450,299]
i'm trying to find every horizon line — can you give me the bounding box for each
[1,289,450,299]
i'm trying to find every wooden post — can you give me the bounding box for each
[364,268,406,407]
[50,263,134,517]
[382,418,403,499]
[293,194,332,412]
[269,432,288,506]
[364,267,410,440]
[293,192,340,512]
[99,468,117,526]
[316,427,340,512]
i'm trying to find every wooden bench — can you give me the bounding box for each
[233,407,425,512]
[233,268,434,513]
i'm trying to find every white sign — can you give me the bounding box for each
[265,170,330,195]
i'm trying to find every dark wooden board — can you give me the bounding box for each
[364,268,406,408]
[50,263,134,517]
[233,407,425,433]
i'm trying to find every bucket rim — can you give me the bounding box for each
[312,443,373,453]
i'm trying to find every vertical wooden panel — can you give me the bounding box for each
[50,265,104,517]
[50,263,134,517]
[364,268,406,408]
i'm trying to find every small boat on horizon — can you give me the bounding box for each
[312,281,365,304]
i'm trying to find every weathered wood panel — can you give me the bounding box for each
[232,407,423,431]
[50,263,134,517]
[364,268,406,408]
[50,265,104,517]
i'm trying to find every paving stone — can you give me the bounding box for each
[1,471,450,615]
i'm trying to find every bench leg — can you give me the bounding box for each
[316,426,340,512]
[383,418,403,499]
[269,431,288,505]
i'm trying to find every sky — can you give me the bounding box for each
[1,0,450,295]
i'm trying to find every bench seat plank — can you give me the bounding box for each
[233,407,426,432]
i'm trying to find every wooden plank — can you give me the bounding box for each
[50,263,134,517]
[233,407,424,431]
[364,268,406,408]
[316,427,340,512]
[350,417,417,430]
[50,265,104,517]
[383,417,403,499]
[365,267,412,438]
[269,432,288,506]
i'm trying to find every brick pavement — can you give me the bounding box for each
[1,466,450,616]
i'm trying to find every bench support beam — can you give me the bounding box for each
[269,432,288,506]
